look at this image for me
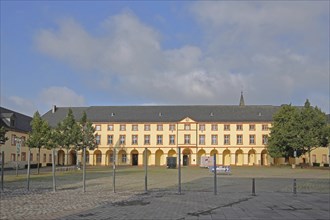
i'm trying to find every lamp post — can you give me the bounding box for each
[15,137,22,176]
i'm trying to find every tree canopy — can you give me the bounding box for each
[0,126,8,144]
[268,100,329,163]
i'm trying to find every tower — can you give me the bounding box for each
[239,91,245,106]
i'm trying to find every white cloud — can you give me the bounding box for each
[39,86,86,108]
[34,5,329,112]
[1,96,37,116]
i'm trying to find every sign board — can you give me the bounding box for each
[16,143,21,154]
[200,156,214,168]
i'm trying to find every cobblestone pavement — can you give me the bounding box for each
[0,166,329,220]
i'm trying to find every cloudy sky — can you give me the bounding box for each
[1,1,329,116]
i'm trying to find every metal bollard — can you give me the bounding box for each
[293,178,297,195]
[252,178,256,196]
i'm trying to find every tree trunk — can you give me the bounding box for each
[27,148,31,191]
[66,148,69,166]
[52,148,56,192]
[83,147,86,193]
[37,148,41,174]
[308,147,312,166]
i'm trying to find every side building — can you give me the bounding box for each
[0,107,52,169]
[42,101,329,167]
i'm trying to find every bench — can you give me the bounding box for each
[209,166,231,175]
[56,166,77,172]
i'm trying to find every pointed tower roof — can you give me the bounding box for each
[239,91,245,106]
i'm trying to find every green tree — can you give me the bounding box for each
[26,111,49,174]
[0,126,8,145]
[44,124,62,192]
[267,100,329,165]
[75,111,97,192]
[297,100,329,165]
[60,109,80,165]
[268,104,300,159]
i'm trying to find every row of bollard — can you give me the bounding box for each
[251,178,297,196]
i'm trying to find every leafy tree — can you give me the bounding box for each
[0,126,8,145]
[26,111,49,174]
[75,111,97,192]
[297,100,328,165]
[60,109,80,165]
[44,124,62,192]
[267,100,329,165]
[268,104,300,159]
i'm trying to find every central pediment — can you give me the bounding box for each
[179,117,196,123]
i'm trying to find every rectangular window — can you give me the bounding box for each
[21,152,26,161]
[157,135,163,145]
[157,124,163,131]
[169,124,176,131]
[249,135,255,145]
[169,135,175,145]
[107,124,114,131]
[211,135,218,145]
[11,134,16,146]
[96,135,101,145]
[249,124,255,131]
[21,136,26,147]
[236,124,243,131]
[224,124,230,131]
[132,124,138,131]
[132,135,138,145]
[184,135,190,144]
[199,135,205,145]
[322,154,327,163]
[11,153,16,161]
[184,124,191,131]
[237,135,243,145]
[199,124,205,131]
[312,154,316,163]
[49,154,52,163]
[37,153,40,162]
[144,124,150,131]
[211,124,218,131]
[107,135,113,145]
[95,125,101,131]
[224,135,230,145]
[86,153,89,163]
[262,135,268,145]
[30,153,33,161]
[122,154,127,163]
[120,124,126,131]
[120,135,126,145]
[144,135,150,145]
[262,124,269,131]
[43,153,46,163]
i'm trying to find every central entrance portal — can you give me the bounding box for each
[132,154,138,166]
[183,155,189,166]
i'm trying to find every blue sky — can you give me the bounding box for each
[1,1,329,116]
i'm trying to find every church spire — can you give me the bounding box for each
[239,91,245,106]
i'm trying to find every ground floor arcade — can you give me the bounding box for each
[56,146,271,167]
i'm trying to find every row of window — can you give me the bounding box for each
[98,134,269,145]
[8,152,51,163]
[10,135,26,146]
[95,124,269,132]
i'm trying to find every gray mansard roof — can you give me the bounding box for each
[0,107,32,132]
[42,105,281,127]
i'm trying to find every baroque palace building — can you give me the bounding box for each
[40,94,329,167]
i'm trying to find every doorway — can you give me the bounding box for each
[132,154,138,166]
[183,155,189,166]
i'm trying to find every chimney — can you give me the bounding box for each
[52,105,57,113]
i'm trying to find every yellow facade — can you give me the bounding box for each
[70,119,276,167]
[0,130,52,169]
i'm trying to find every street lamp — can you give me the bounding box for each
[15,137,22,176]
